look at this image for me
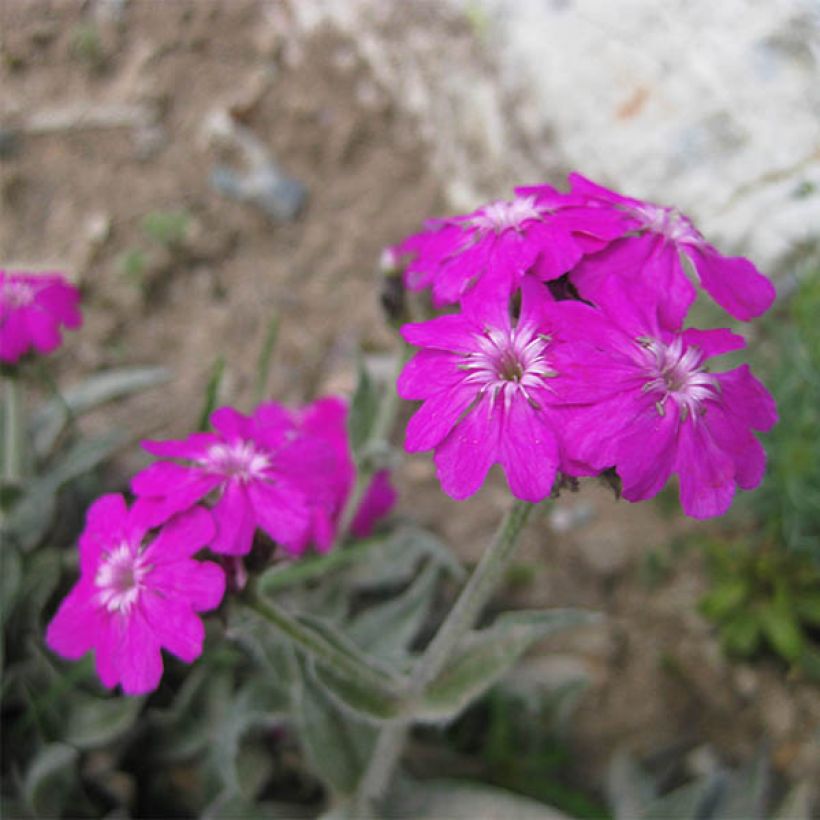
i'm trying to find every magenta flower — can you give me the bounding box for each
[567,173,777,323]
[394,188,626,307]
[398,279,576,502]
[275,397,397,551]
[132,405,310,556]
[351,469,398,538]
[46,495,225,695]
[546,297,778,518]
[0,270,82,364]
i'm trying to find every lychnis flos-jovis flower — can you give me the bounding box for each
[46,495,225,695]
[566,173,777,323]
[398,279,579,503]
[393,186,628,308]
[394,169,779,518]
[544,294,778,519]
[0,270,82,364]
[131,397,396,556]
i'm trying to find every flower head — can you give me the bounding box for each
[132,405,310,556]
[132,399,396,557]
[0,270,82,364]
[273,397,397,551]
[567,173,777,322]
[46,495,225,695]
[394,187,626,307]
[398,279,576,501]
[547,297,778,518]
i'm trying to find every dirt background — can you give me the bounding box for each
[2,0,818,801]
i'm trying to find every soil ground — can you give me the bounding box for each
[2,0,818,801]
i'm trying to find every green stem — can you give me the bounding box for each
[332,346,409,550]
[354,499,534,814]
[2,375,24,487]
[245,590,404,694]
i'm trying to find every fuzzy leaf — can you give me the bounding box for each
[5,432,125,549]
[607,751,658,820]
[309,660,405,723]
[348,562,440,659]
[391,777,571,819]
[198,357,226,432]
[641,776,722,820]
[31,366,170,456]
[760,604,804,662]
[294,657,376,796]
[417,609,596,723]
[0,544,22,627]
[65,693,144,749]
[348,359,379,456]
[23,742,79,818]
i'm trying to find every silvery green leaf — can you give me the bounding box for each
[607,751,659,820]
[207,678,286,796]
[773,780,815,820]
[31,366,170,456]
[345,526,464,590]
[257,534,389,595]
[348,359,379,456]
[5,432,125,550]
[348,562,439,659]
[717,749,769,820]
[389,777,571,819]
[293,657,376,797]
[0,544,22,627]
[418,609,597,723]
[641,775,723,820]
[65,693,144,749]
[309,659,405,723]
[23,742,79,818]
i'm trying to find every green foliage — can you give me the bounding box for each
[418,610,596,724]
[441,687,606,819]
[606,748,814,820]
[700,539,820,674]
[117,248,148,286]
[69,24,105,70]
[746,265,820,557]
[696,264,820,673]
[141,209,191,248]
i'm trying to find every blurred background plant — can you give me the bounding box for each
[696,260,820,676]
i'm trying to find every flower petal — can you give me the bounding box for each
[405,381,477,452]
[150,559,226,612]
[683,243,776,321]
[497,399,559,502]
[45,580,100,660]
[143,506,215,563]
[210,481,256,555]
[246,480,310,555]
[397,350,465,400]
[140,593,206,664]
[434,395,500,500]
[675,422,736,519]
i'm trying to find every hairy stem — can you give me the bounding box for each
[2,375,24,487]
[354,499,534,814]
[245,592,405,694]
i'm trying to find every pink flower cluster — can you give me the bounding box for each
[47,397,396,695]
[394,174,777,519]
[0,270,82,364]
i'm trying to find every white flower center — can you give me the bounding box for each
[468,196,542,233]
[629,204,699,244]
[95,542,151,615]
[638,336,717,420]
[202,440,271,482]
[460,323,557,409]
[1,280,37,309]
